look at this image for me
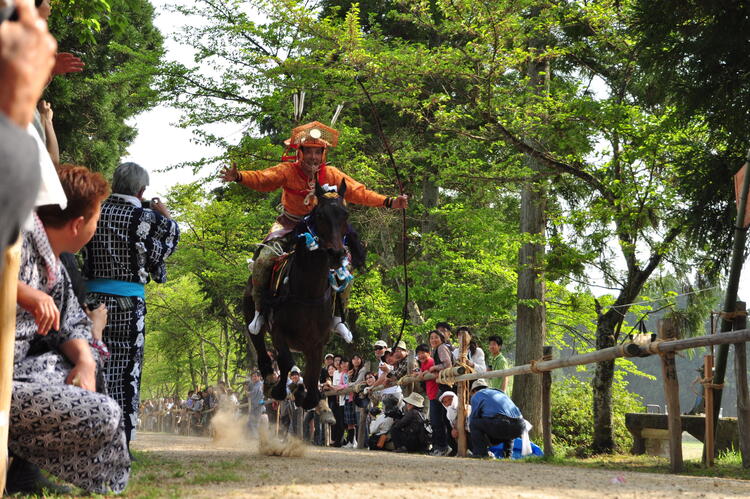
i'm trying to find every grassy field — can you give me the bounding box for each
[10,432,750,498]
[526,435,750,482]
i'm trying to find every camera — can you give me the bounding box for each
[1,1,16,23]
[84,295,101,310]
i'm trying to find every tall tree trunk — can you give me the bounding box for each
[421,171,439,234]
[222,322,230,383]
[188,353,197,390]
[200,343,208,388]
[512,46,549,440]
[592,311,619,452]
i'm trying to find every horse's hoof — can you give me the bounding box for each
[320,410,336,426]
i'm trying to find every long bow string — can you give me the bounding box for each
[355,77,410,348]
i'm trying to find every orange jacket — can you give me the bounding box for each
[238,162,387,217]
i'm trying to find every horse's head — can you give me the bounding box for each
[313,179,349,265]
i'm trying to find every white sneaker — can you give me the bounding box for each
[332,316,353,343]
[248,311,265,335]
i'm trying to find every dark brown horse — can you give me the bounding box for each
[243,180,350,421]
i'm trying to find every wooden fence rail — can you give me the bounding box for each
[324,327,750,398]
[320,324,750,471]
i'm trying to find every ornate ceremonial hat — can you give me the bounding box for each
[285,121,339,148]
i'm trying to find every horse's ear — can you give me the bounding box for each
[315,181,325,198]
[339,178,347,198]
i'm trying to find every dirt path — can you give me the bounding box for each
[131,432,750,498]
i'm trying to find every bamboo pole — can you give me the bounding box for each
[704,354,715,467]
[659,318,683,473]
[0,240,21,494]
[324,328,750,398]
[713,151,750,443]
[733,302,750,467]
[541,345,553,457]
[456,330,469,457]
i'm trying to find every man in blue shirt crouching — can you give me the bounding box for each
[469,378,524,458]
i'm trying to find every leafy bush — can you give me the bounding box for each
[551,375,644,457]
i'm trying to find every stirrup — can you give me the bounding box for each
[332,316,352,343]
[248,311,265,335]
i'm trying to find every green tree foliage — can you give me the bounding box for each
[45,0,163,176]
[632,0,747,276]
[156,0,524,352]
[552,375,644,457]
[154,0,725,452]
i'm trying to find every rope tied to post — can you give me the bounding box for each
[647,339,666,355]
[529,359,545,374]
[719,310,748,320]
[700,376,725,390]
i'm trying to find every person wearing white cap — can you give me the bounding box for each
[469,379,524,458]
[372,340,388,365]
[389,392,430,453]
[282,366,305,436]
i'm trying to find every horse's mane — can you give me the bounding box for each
[292,206,367,269]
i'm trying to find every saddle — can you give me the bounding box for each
[269,252,294,299]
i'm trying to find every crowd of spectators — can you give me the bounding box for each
[133,324,519,460]
[135,323,524,460]
[253,323,523,458]
[1,0,178,494]
[138,383,244,436]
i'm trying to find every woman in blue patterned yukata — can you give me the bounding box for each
[11,165,130,494]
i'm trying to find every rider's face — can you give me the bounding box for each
[300,146,324,176]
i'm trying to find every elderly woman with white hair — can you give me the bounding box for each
[82,162,179,451]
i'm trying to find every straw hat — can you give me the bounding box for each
[402,392,424,409]
[471,379,489,391]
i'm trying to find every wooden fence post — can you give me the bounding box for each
[456,330,469,457]
[542,345,553,457]
[733,302,750,467]
[704,354,715,467]
[658,318,683,473]
[0,241,21,494]
[356,407,367,449]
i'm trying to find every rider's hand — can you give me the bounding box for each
[17,281,59,335]
[219,163,240,183]
[391,194,408,210]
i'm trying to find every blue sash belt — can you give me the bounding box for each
[86,278,145,298]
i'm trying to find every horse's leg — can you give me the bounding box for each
[316,398,336,426]
[271,338,293,402]
[302,347,323,411]
[243,275,272,379]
